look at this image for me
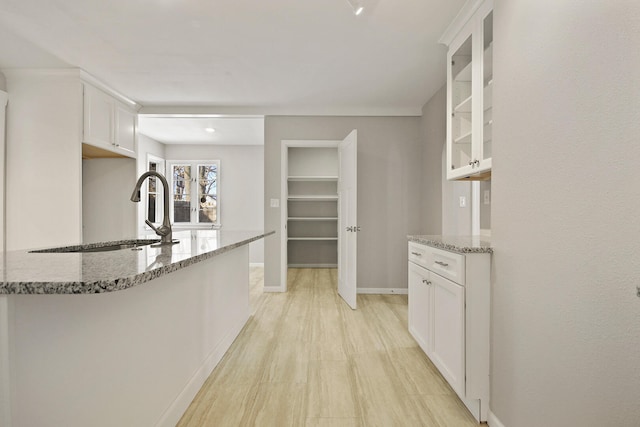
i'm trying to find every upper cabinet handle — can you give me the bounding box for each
[435,261,449,267]
[411,251,422,256]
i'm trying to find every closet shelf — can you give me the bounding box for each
[288,237,338,241]
[288,195,338,201]
[288,217,338,221]
[288,176,338,182]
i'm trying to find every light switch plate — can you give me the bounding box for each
[270,198,280,208]
[459,196,466,208]
[484,190,490,205]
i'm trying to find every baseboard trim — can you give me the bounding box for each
[357,288,408,295]
[488,410,505,427]
[263,285,286,293]
[154,312,250,427]
[249,263,264,268]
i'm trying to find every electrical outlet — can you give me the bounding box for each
[459,196,466,208]
[270,198,280,208]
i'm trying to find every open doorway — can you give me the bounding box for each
[279,131,358,308]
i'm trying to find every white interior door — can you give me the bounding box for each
[338,130,357,309]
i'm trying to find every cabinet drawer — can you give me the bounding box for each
[428,247,465,285]
[408,242,432,269]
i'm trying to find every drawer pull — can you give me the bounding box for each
[411,252,422,256]
[435,261,449,267]
[422,279,432,285]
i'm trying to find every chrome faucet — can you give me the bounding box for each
[130,171,175,244]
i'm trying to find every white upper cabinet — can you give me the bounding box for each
[83,83,137,157]
[115,104,136,154]
[441,0,493,180]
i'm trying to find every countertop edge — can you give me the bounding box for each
[407,235,493,254]
[1,231,275,295]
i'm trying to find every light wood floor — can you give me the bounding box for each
[177,268,481,427]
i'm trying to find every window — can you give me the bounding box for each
[146,154,165,227]
[168,160,220,228]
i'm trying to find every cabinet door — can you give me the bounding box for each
[83,84,114,148]
[446,0,493,180]
[430,272,465,397]
[408,262,432,356]
[476,6,493,170]
[115,104,136,155]
[446,22,475,180]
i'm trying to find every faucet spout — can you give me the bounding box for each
[131,171,174,244]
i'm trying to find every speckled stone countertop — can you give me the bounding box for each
[407,235,492,254]
[0,230,274,294]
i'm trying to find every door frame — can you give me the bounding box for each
[279,139,340,292]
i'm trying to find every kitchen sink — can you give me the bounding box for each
[30,239,161,253]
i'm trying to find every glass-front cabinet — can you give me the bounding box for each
[444,0,493,180]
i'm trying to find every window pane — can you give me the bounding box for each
[147,162,158,222]
[198,165,217,223]
[147,194,156,223]
[173,165,191,223]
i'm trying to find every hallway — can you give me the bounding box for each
[178,268,479,426]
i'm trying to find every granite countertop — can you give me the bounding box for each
[408,235,492,254]
[0,230,274,295]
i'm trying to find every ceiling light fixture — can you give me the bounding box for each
[345,0,364,16]
[205,127,216,133]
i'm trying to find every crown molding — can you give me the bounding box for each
[0,68,139,110]
[438,0,486,46]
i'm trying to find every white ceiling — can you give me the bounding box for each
[0,0,466,143]
[138,116,264,145]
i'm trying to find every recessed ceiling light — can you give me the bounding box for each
[345,0,364,16]
[205,127,216,133]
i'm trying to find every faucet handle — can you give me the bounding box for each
[144,219,160,236]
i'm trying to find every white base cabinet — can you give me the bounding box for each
[408,262,432,355]
[408,241,490,422]
[430,272,465,397]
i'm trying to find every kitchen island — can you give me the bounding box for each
[0,230,273,427]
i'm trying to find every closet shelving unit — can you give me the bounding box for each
[286,147,339,267]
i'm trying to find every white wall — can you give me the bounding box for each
[0,90,9,427]
[490,1,640,426]
[4,71,83,250]
[164,144,264,264]
[441,147,473,236]
[264,116,423,290]
[82,158,137,243]
[0,90,7,250]
[419,84,445,235]
[136,134,167,236]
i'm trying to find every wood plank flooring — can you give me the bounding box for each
[177,268,481,427]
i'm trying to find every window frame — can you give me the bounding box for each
[167,159,221,229]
